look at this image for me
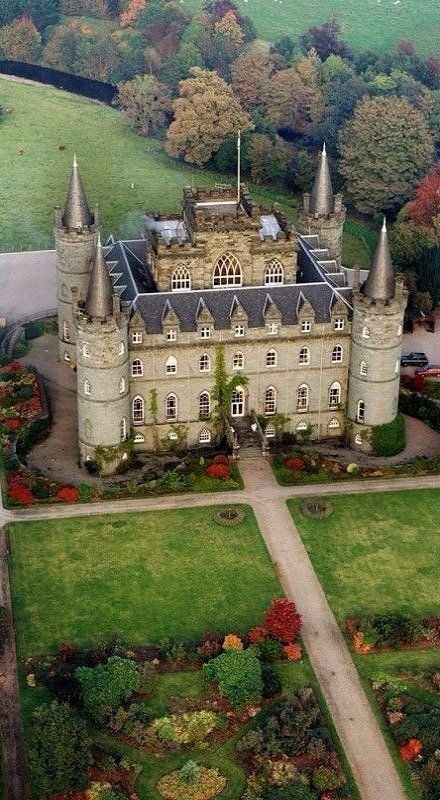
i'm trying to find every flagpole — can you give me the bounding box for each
[237,129,241,205]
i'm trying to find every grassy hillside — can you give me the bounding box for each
[184,0,439,55]
[0,79,373,264]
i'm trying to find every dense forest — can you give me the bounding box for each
[0,0,439,308]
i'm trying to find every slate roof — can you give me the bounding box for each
[134,283,352,334]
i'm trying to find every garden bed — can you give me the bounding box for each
[272,449,440,486]
[346,615,440,655]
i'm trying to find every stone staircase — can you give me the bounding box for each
[230,416,262,458]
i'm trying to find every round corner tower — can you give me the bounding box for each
[75,239,131,475]
[55,155,98,366]
[298,143,346,266]
[347,220,408,453]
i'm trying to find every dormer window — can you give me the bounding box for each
[166,329,177,342]
[235,324,245,337]
[200,326,211,339]
[267,323,278,335]
[132,331,142,344]
[334,318,345,331]
[301,320,311,334]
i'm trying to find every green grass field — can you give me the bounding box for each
[185,0,439,54]
[288,490,440,623]
[8,505,281,658]
[0,80,372,264]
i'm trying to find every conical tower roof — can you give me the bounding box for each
[362,218,395,301]
[85,234,114,321]
[63,154,93,230]
[309,143,334,216]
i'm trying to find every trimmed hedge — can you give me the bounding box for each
[371,412,406,456]
[399,390,440,433]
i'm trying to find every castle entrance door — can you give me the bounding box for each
[231,388,245,417]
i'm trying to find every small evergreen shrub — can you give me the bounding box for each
[371,412,406,456]
[203,648,262,708]
[261,666,282,698]
[24,320,44,340]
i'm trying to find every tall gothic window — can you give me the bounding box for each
[120,417,127,442]
[132,395,145,424]
[84,379,91,396]
[166,356,177,374]
[360,361,368,377]
[266,349,277,367]
[329,381,341,409]
[264,386,277,415]
[331,345,343,363]
[199,353,211,372]
[299,347,310,365]
[171,265,191,291]
[264,259,284,285]
[199,427,211,443]
[63,320,70,341]
[212,252,242,287]
[233,351,244,370]
[297,384,309,412]
[166,393,178,421]
[357,400,365,423]
[199,391,211,419]
[132,358,143,377]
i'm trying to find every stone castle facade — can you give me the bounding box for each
[55,147,407,474]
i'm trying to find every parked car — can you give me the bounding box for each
[415,365,440,378]
[401,352,429,367]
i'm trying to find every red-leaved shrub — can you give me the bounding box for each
[8,483,34,505]
[399,738,422,762]
[212,454,230,466]
[4,418,20,431]
[263,598,302,644]
[57,486,79,503]
[285,457,305,471]
[205,463,230,479]
[248,626,267,644]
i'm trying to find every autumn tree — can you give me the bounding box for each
[408,163,440,227]
[231,48,275,112]
[300,17,350,59]
[115,74,171,136]
[247,133,291,185]
[264,56,322,136]
[165,66,252,165]
[0,15,41,61]
[120,0,146,28]
[339,96,434,213]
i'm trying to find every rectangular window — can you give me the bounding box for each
[267,323,278,335]
[334,318,344,331]
[200,326,211,339]
[166,329,176,342]
[235,324,245,337]
[301,320,311,333]
[132,331,142,344]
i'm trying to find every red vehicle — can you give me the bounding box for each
[415,365,440,378]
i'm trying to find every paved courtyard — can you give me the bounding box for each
[0,250,56,321]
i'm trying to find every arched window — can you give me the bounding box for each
[171,265,191,291]
[212,252,242,287]
[132,358,143,377]
[119,377,126,394]
[328,418,340,430]
[264,259,284,285]
[299,347,310,365]
[63,351,70,362]
[166,356,177,374]
[199,353,211,372]
[63,320,70,341]
[166,393,178,421]
[331,345,343,363]
[360,361,368,377]
[199,427,211,443]
[120,417,127,442]
[264,386,277,415]
[265,422,276,438]
[296,421,308,432]
[266,349,277,367]
[119,342,125,356]
[84,379,91,396]
[84,419,92,440]
[233,351,244,370]
[357,400,365,423]
[82,343,90,358]
[231,387,245,417]
[199,391,211,419]
[355,433,363,445]
[329,381,341,409]
[132,395,145,424]
[134,432,145,443]
[362,326,370,339]
[297,384,309,412]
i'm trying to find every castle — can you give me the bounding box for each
[55,148,408,474]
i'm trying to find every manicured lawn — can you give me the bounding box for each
[9,505,281,658]
[288,490,440,622]
[185,0,439,54]
[0,80,370,265]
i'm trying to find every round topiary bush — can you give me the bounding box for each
[300,498,334,519]
[157,764,226,800]
[213,507,245,526]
